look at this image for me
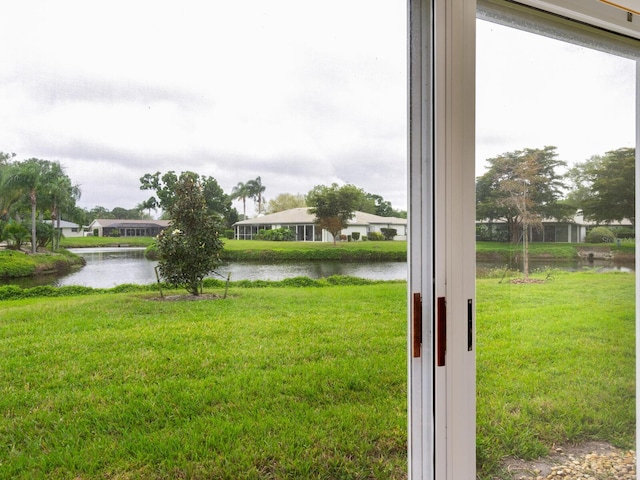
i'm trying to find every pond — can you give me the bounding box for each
[3,248,634,289]
[50,248,408,289]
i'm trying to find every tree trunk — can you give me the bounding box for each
[30,190,36,254]
[523,223,529,280]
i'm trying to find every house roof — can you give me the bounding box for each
[43,219,80,228]
[233,208,406,226]
[90,219,170,228]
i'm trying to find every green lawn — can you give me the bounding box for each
[220,239,406,261]
[222,239,406,252]
[0,283,407,479]
[0,272,634,479]
[60,236,156,248]
[476,271,635,476]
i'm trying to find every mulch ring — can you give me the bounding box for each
[509,278,546,284]
[146,293,225,301]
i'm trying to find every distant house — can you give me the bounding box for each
[233,207,407,241]
[87,219,170,237]
[43,219,84,238]
[476,215,633,243]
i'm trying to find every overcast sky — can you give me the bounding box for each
[476,19,636,175]
[0,2,635,217]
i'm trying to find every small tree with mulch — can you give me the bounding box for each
[156,173,223,296]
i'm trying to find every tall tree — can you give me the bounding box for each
[365,193,395,217]
[89,206,114,220]
[306,183,363,245]
[0,152,17,219]
[267,193,307,213]
[42,162,81,250]
[111,207,142,220]
[141,170,236,226]
[568,147,635,226]
[495,155,545,280]
[230,181,251,218]
[476,146,570,243]
[247,176,266,214]
[3,158,53,253]
[135,200,156,219]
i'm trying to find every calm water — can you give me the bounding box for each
[4,248,634,289]
[49,248,408,288]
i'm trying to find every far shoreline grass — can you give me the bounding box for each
[61,236,634,263]
[0,271,635,479]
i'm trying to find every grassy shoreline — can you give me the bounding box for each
[0,272,635,478]
[0,249,85,279]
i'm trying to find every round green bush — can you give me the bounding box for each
[586,226,615,243]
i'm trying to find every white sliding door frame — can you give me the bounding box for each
[408,0,640,478]
[408,0,476,478]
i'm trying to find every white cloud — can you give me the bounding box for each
[1,4,635,218]
[0,1,408,215]
[476,19,635,173]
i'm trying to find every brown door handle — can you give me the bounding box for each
[413,293,422,358]
[437,296,446,366]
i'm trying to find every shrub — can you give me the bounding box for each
[156,174,224,295]
[609,226,635,239]
[368,232,385,241]
[351,232,360,241]
[586,226,616,243]
[224,229,234,239]
[380,228,397,240]
[3,221,29,250]
[144,243,159,260]
[256,227,295,241]
[35,221,54,248]
[361,236,368,241]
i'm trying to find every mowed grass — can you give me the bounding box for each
[221,239,406,253]
[476,270,635,477]
[0,284,407,480]
[220,240,407,262]
[0,272,635,479]
[60,236,156,248]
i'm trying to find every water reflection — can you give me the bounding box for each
[50,248,408,289]
[56,248,157,288]
[476,259,635,276]
[4,248,634,290]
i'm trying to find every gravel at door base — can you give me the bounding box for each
[501,442,636,479]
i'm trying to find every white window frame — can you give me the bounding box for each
[407,1,640,478]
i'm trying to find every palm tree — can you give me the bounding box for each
[247,176,266,214]
[3,158,51,253]
[136,199,156,219]
[44,163,81,250]
[0,152,18,220]
[231,181,251,218]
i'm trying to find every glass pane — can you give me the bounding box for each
[476,18,636,478]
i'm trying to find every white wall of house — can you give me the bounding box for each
[45,220,84,238]
[60,226,84,238]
